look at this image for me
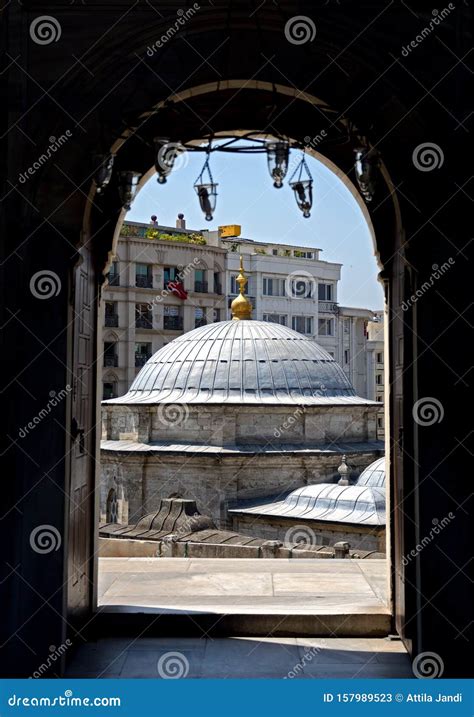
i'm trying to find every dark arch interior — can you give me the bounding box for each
[2,2,471,678]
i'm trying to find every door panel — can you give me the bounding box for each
[67,247,97,620]
[391,253,416,654]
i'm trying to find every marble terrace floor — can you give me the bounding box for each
[98,557,390,618]
[63,557,414,678]
[65,636,412,679]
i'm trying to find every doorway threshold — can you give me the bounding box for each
[97,558,391,637]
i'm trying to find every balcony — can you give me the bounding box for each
[214,282,223,295]
[135,354,151,367]
[195,318,207,329]
[318,300,338,314]
[135,316,153,329]
[105,314,119,327]
[194,280,208,293]
[164,316,183,331]
[103,354,118,367]
[135,276,153,289]
[108,274,120,287]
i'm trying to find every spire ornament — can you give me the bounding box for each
[230,255,252,321]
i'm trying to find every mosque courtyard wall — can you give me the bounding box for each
[100,442,382,527]
[231,513,385,552]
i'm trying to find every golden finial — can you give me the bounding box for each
[231,255,252,320]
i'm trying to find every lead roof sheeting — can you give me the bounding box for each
[104,320,380,406]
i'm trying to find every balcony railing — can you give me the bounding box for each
[105,314,119,327]
[135,276,153,289]
[164,316,183,331]
[194,281,208,293]
[136,316,153,329]
[104,354,118,367]
[318,300,338,313]
[135,354,151,367]
[195,318,207,328]
[214,282,223,295]
[108,274,120,287]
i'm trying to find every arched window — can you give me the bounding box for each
[194,261,208,293]
[103,372,118,399]
[106,488,118,523]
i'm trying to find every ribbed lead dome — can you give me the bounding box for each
[105,320,374,405]
[229,456,387,526]
[356,456,386,487]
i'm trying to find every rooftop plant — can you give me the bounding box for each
[120,224,145,237]
[145,229,207,245]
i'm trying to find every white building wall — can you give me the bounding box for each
[224,238,379,399]
[101,221,227,398]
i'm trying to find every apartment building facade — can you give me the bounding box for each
[366,310,385,436]
[101,219,382,401]
[223,236,375,397]
[101,220,227,398]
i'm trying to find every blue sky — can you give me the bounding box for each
[127,149,384,309]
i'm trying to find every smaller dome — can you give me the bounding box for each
[356,457,386,487]
[230,455,387,526]
[230,481,385,526]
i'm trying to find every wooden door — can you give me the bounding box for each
[67,245,97,621]
[390,252,416,654]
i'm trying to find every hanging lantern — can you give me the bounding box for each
[289,155,313,218]
[154,137,185,184]
[354,147,379,203]
[266,140,289,188]
[193,155,218,221]
[94,153,115,194]
[117,171,141,211]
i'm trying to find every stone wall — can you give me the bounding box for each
[100,448,382,528]
[231,514,385,552]
[102,402,380,446]
[98,536,384,559]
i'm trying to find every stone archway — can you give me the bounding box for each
[92,77,402,626]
